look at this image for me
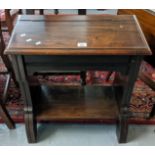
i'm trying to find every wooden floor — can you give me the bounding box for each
[31,85,119,122]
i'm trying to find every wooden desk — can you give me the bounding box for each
[5,15,151,143]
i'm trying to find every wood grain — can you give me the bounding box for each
[31,85,119,121]
[117,9,155,61]
[5,15,151,55]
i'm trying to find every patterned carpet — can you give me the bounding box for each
[1,30,155,124]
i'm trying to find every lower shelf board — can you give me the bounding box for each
[31,85,119,122]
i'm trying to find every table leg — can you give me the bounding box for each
[0,101,15,129]
[116,56,142,143]
[80,71,86,86]
[12,55,37,143]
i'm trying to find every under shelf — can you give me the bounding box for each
[30,85,119,122]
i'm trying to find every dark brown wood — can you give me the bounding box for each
[0,21,15,129]
[0,20,15,80]
[0,101,15,129]
[24,55,131,73]
[18,55,37,143]
[5,15,150,143]
[11,55,36,143]
[5,15,151,55]
[117,9,155,65]
[0,71,15,129]
[117,9,155,77]
[34,86,118,121]
[4,9,13,35]
[1,9,21,35]
[22,12,86,85]
[80,71,86,85]
[0,22,18,87]
[117,9,155,117]
[116,56,143,143]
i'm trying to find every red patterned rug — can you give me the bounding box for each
[1,31,155,124]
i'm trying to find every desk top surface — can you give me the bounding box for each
[5,15,151,55]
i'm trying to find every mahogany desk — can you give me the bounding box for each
[5,15,151,143]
